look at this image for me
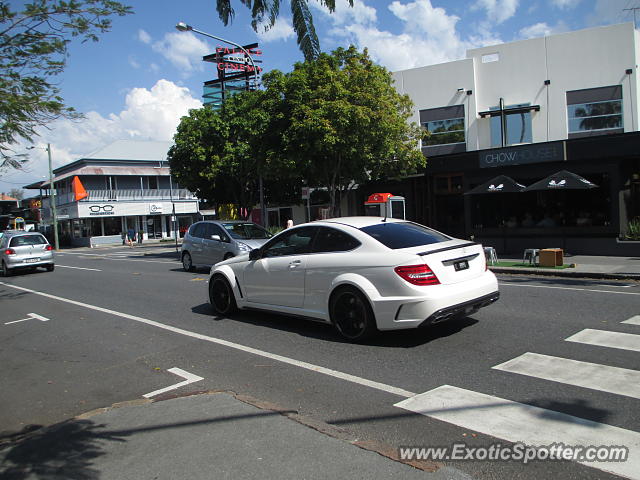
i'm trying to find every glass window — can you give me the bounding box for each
[568,100,622,134]
[490,104,533,146]
[263,226,317,257]
[203,223,224,240]
[422,118,465,146]
[360,222,450,249]
[10,234,47,247]
[312,227,360,253]
[189,223,205,238]
[222,222,271,240]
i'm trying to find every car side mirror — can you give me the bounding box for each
[211,234,221,241]
[249,248,262,261]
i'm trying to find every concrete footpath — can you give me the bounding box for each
[489,254,640,280]
[0,391,472,480]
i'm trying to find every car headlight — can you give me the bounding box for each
[237,241,252,251]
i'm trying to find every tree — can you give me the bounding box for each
[215,0,352,61]
[266,46,424,215]
[9,188,24,201]
[0,0,133,170]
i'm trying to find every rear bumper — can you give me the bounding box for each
[420,291,500,327]
[371,271,499,331]
[6,256,54,269]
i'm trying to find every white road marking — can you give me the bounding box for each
[622,315,640,325]
[492,352,640,399]
[394,385,640,480]
[143,367,204,398]
[0,282,416,398]
[498,282,640,296]
[565,329,640,353]
[5,313,50,325]
[56,265,102,271]
[59,253,176,265]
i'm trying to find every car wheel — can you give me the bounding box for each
[1,261,11,277]
[209,274,237,315]
[46,264,55,272]
[330,287,376,342]
[182,252,194,272]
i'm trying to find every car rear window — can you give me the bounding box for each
[222,223,270,240]
[360,222,450,249]
[10,235,47,247]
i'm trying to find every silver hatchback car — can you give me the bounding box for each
[181,220,272,271]
[0,231,55,276]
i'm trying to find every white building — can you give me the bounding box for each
[385,22,640,255]
[26,140,199,247]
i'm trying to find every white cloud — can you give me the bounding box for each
[138,29,152,44]
[152,31,210,72]
[588,0,631,26]
[472,0,519,24]
[550,0,581,8]
[519,20,569,38]
[128,55,140,69]
[2,80,202,193]
[312,0,377,25]
[256,17,295,42]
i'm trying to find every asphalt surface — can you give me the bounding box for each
[0,244,638,479]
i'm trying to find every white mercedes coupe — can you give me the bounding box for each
[208,217,499,341]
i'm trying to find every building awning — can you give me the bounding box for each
[24,166,171,189]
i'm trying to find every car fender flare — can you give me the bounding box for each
[210,265,240,294]
[328,273,380,306]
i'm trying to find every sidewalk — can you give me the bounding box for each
[489,254,640,280]
[0,391,472,480]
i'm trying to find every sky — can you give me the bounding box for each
[1,0,636,197]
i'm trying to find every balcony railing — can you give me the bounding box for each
[52,189,197,206]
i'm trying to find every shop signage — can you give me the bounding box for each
[88,204,115,216]
[149,203,163,214]
[479,141,565,168]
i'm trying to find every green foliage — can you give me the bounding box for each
[266,46,424,215]
[626,217,640,240]
[170,46,423,218]
[0,0,133,170]
[215,0,351,61]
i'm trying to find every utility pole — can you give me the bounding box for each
[46,143,59,250]
[624,7,640,29]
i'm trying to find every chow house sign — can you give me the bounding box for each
[479,141,566,168]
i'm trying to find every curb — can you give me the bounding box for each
[489,267,640,281]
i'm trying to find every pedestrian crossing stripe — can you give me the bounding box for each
[492,352,640,399]
[622,316,640,326]
[394,385,640,480]
[565,329,640,353]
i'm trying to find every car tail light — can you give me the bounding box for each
[45,245,53,251]
[4,248,16,255]
[394,264,440,286]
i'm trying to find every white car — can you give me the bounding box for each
[208,217,499,341]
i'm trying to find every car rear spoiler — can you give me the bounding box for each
[417,242,479,257]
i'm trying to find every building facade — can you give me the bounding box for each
[391,22,640,255]
[26,140,199,247]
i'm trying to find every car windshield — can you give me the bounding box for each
[222,223,271,240]
[359,222,450,249]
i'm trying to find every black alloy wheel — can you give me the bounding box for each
[46,264,55,272]
[1,261,11,277]
[182,252,194,272]
[330,287,376,342]
[209,274,237,315]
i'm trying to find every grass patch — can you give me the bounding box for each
[491,261,575,269]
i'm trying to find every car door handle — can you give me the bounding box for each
[288,260,302,269]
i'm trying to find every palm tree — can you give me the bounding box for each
[215,0,352,60]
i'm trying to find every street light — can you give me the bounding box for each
[175,22,267,228]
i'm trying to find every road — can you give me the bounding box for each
[1,243,639,479]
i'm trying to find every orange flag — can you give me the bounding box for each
[72,176,88,201]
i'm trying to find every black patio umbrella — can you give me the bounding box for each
[464,175,526,195]
[523,170,598,192]
[465,175,526,254]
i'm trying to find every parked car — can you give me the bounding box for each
[0,231,55,276]
[208,217,499,341]
[181,220,272,272]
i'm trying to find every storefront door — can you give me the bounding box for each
[147,216,162,239]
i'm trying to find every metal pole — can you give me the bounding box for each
[176,22,267,227]
[47,143,59,250]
